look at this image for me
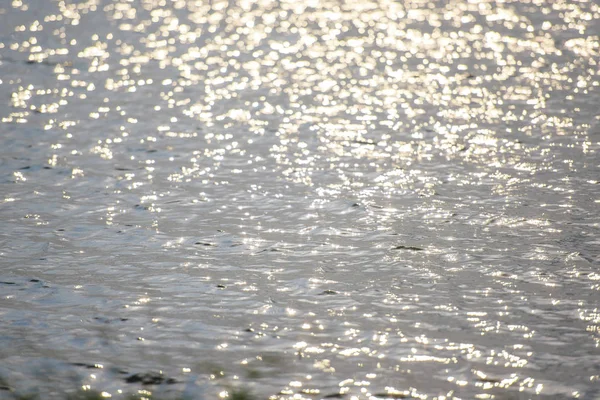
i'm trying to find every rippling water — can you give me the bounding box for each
[1,0,599,399]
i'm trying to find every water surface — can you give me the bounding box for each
[1,0,599,398]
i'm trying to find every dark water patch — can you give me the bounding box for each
[125,372,178,385]
[92,317,129,324]
[318,290,338,295]
[255,247,283,253]
[392,245,424,251]
[70,363,104,370]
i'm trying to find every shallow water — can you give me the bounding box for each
[1,0,599,399]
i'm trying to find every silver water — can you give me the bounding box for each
[1,0,599,398]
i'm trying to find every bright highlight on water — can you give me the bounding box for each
[0,0,599,399]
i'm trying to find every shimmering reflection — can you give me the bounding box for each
[0,0,599,398]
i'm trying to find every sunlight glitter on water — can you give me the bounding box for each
[0,0,599,399]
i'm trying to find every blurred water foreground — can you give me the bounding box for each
[0,0,599,399]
